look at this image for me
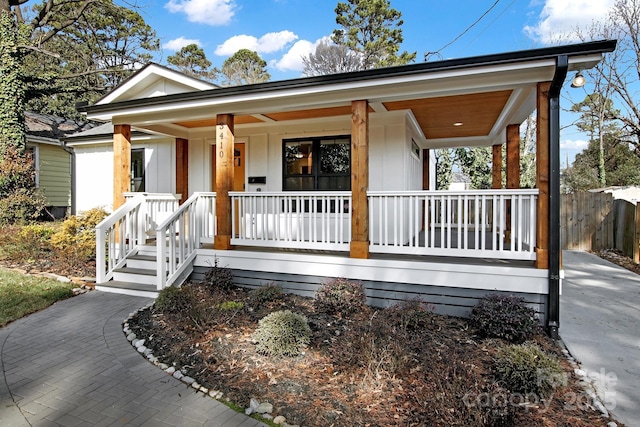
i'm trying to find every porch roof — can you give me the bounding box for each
[79,40,616,149]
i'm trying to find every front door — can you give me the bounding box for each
[211,142,245,192]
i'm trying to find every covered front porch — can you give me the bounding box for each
[83,40,617,333]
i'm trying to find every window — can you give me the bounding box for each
[283,136,350,191]
[131,149,145,192]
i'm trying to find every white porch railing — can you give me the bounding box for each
[230,191,352,251]
[156,192,216,290]
[96,194,180,284]
[368,190,538,260]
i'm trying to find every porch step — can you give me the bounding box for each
[127,253,171,270]
[113,267,157,286]
[95,280,158,298]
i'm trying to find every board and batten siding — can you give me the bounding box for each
[192,249,549,323]
[74,138,176,213]
[37,144,71,209]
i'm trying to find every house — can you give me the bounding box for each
[25,111,95,218]
[448,172,471,191]
[77,40,617,337]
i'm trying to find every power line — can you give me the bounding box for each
[424,0,501,61]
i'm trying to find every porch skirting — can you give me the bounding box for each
[192,249,550,324]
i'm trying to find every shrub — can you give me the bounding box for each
[386,299,435,331]
[314,277,366,316]
[494,342,563,397]
[252,310,311,357]
[248,282,283,305]
[202,258,234,290]
[0,146,46,224]
[50,208,109,263]
[469,294,539,343]
[0,223,55,261]
[155,285,195,314]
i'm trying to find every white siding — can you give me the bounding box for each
[74,137,176,213]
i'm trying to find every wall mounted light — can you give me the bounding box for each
[571,71,586,88]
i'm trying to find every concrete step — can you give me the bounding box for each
[113,267,157,286]
[95,280,159,298]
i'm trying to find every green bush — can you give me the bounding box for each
[252,310,311,357]
[469,294,539,343]
[314,277,367,316]
[494,343,563,397]
[248,282,283,305]
[202,258,234,290]
[155,285,195,314]
[50,208,109,263]
[0,223,55,261]
[0,146,46,225]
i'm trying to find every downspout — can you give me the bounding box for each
[61,141,76,216]
[547,55,568,339]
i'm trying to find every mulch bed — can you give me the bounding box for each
[127,281,620,427]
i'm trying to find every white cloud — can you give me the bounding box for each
[273,39,317,72]
[524,0,615,45]
[163,37,202,51]
[560,139,589,150]
[215,31,298,56]
[165,0,236,26]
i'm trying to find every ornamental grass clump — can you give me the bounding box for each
[494,342,563,397]
[469,294,539,343]
[314,277,366,316]
[252,310,311,357]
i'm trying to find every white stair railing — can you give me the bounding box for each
[96,195,146,284]
[230,191,351,251]
[156,192,216,290]
[368,189,538,260]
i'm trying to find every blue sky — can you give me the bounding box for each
[137,0,616,165]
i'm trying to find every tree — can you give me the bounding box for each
[435,149,453,190]
[219,49,270,86]
[1,0,159,143]
[455,147,493,190]
[332,0,416,70]
[570,94,620,187]
[167,43,217,81]
[22,0,159,118]
[577,0,640,157]
[302,39,363,77]
[519,114,537,189]
[562,132,640,192]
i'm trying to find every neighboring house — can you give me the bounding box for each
[588,186,640,205]
[77,40,616,337]
[25,111,95,218]
[448,172,471,191]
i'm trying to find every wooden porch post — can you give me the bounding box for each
[350,100,369,259]
[492,144,502,189]
[113,124,131,210]
[176,138,189,204]
[214,114,234,250]
[506,124,520,190]
[505,124,520,241]
[422,149,430,190]
[536,82,551,269]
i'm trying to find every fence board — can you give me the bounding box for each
[560,192,639,255]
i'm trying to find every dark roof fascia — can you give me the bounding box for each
[79,40,617,115]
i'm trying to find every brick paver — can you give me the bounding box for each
[0,292,267,427]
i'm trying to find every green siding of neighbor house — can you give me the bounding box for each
[38,144,71,208]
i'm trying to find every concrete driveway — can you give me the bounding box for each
[561,250,640,427]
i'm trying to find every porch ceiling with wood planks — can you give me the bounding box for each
[173,90,514,141]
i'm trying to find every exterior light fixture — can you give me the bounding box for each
[571,71,586,88]
[453,122,464,127]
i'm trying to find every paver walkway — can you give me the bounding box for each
[0,291,267,426]
[561,250,640,427]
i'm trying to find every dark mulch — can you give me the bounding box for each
[127,281,619,427]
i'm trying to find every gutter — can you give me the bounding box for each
[60,140,76,216]
[547,55,568,339]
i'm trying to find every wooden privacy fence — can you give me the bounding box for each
[561,192,640,261]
